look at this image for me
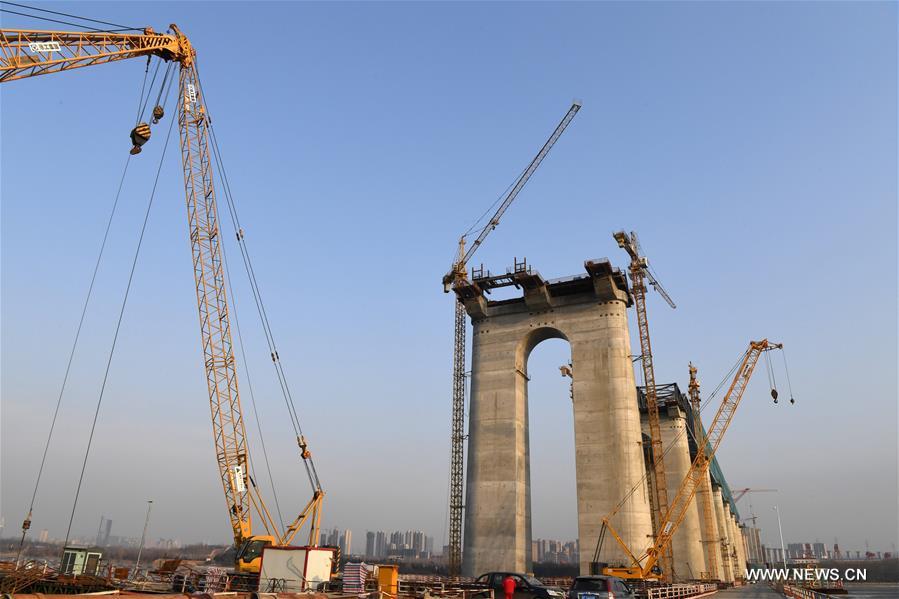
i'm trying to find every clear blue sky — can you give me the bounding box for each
[2,1,896,555]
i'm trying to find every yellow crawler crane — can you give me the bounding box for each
[1,26,323,574]
[593,339,783,580]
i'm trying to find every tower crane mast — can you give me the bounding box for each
[613,230,676,579]
[1,24,322,574]
[442,101,580,575]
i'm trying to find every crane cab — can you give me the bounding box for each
[236,535,276,573]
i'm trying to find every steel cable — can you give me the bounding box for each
[15,156,133,564]
[60,87,176,560]
[193,60,322,492]
[16,61,159,564]
[0,1,140,31]
[0,7,135,32]
[220,223,287,532]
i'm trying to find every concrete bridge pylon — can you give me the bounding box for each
[457,259,654,576]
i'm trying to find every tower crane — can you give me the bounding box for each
[732,488,777,503]
[594,339,784,580]
[1,25,323,574]
[613,230,677,580]
[441,101,581,575]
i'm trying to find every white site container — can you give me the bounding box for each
[258,546,335,592]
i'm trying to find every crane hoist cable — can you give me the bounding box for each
[134,58,151,125]
[219,185,287,533]
[0,1,140,32]
[14,61,171,564]
[594,341,791,578]
[15,153,134,564]
[0,7,133,32]
[596,347,749,536]
[60,86,177,558]
[780,348,796,404]
[193,59,323,494]
[137,57,162,122]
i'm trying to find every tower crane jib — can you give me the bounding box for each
[443,100,581,576]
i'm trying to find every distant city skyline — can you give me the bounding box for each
[364,529,436,560]
[4,516,894,563]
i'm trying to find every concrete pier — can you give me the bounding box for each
[697,470,721,579]
[458,260,653,576]
[712,486,735,583]
[659,407,707,580]
[728,511,746,578]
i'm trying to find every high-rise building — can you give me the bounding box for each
[102,519,112,546]
[812,542,826,559]
[378,531,388,558]
[324,528,339,548]
[362,530,437,560]
[340,529,352,556]
[743,527,763,564]
[531,539,580,564]
[38,529,49,543]
[366,532,376,557]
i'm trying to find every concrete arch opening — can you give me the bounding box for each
[523,335,578,565]
[458,259,654,576]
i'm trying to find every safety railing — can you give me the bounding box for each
[396,579,493,599]
[646,582,717,599]
[782,585,831,599]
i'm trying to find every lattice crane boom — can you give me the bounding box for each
[0,27,189,80]
[1,24,323,573]
[597,339,782,580]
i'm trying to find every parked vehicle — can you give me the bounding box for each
[567,575,635,599]
[475,572,566,599]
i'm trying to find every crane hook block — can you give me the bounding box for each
[298,435,312,459]
[151,105,165,124]
[129,123,151,155]
[770,388,779,401]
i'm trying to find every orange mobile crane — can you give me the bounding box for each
[594,339,783,580]
[1,26,322,574]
